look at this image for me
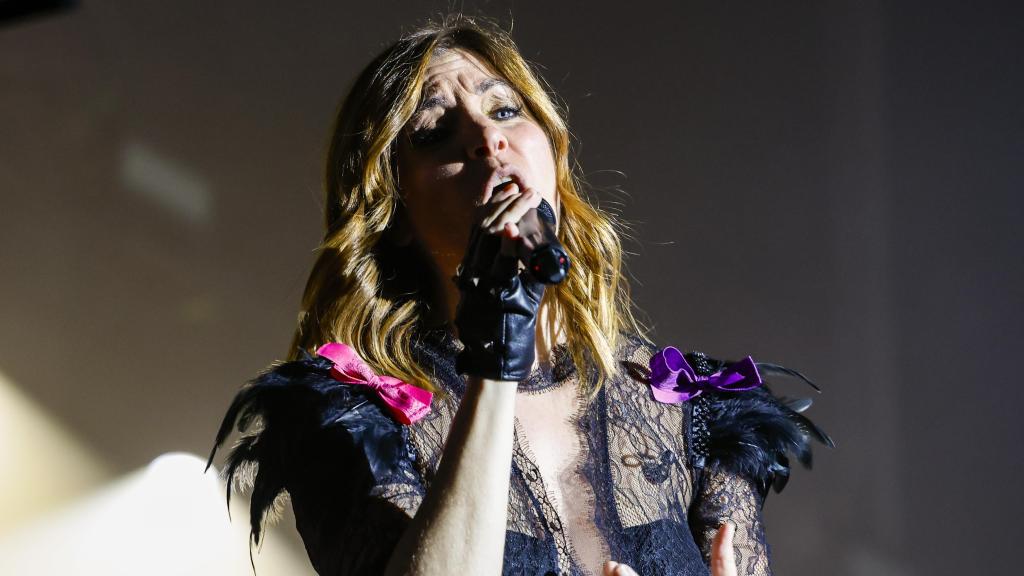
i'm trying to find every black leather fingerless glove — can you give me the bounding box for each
[453,217,546,381]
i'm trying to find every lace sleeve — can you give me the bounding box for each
[206,352,426,575]
[679,350,833,576]
[690,464,771,575]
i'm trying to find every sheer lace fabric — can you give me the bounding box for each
[689,468,770,576]
[285,329,773,575]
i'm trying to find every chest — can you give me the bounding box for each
[514,384,612,575]
[513,384,586,500]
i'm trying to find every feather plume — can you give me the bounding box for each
[703,383,833,498]
[205,352,404,546]
[680,351,834,499]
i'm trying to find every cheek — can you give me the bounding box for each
[515,124,559,204]
[398,157,476,250]
[401,151,463,194]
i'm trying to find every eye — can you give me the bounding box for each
[408,125,449,148]
[493,105,522,121]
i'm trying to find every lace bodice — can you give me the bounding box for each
[393,330,768,575]
[208,328,828,575]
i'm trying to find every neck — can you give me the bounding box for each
[433,283,565,365]
[394,239,566,359]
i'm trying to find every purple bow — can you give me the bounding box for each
[649,346,763,404]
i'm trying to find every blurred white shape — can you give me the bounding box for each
[0,369,111,535]
[0,452,313,576]
[121,140,212,224]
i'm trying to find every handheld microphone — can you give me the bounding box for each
[522,199,570,284]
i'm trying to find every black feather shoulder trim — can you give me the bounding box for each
[685,351,834,499]
[204,351,409,545]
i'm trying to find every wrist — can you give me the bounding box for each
[467,375,522,394]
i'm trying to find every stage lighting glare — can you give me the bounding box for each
[0,452,313,575]
[0,368,111,536]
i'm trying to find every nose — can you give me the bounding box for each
[465,117,508,159]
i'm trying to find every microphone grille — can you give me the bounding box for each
[536,198,556,225]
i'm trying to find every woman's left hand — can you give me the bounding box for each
[602,522,737,576]
[709,522,738,576]
[602,560,638,576]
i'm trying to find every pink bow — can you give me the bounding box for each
[316,342,432,425]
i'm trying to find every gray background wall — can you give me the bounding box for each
[1,1,1021,574]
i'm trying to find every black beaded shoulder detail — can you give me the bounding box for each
[685,351,834,499]
[684,352,718,487]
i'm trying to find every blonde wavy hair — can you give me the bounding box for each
[288,16,646,399]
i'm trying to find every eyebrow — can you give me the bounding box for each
[415,77,513,114]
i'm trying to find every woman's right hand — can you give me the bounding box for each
[453,184,545,381]
[602,522,737,576]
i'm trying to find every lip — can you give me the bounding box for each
[481,164,528,204]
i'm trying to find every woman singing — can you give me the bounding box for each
[208,15,830,576]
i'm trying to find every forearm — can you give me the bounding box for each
[383,376,517,576]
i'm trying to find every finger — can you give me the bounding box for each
[499,223,519,257]
[504,221,520,239]
[615,563,639,576]
[710,522,737,576]
[484,182,521,206]
[479,190,524,230]
[478,179,521,206]
[602,561,618,576]
[485,187,541,234]
[478,180,521,214]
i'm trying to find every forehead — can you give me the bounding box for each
[421,48,503,94]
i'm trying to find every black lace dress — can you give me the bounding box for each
[208,329,830,576]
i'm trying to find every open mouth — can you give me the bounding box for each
[492,176,515,193]
[482,166,527,203]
